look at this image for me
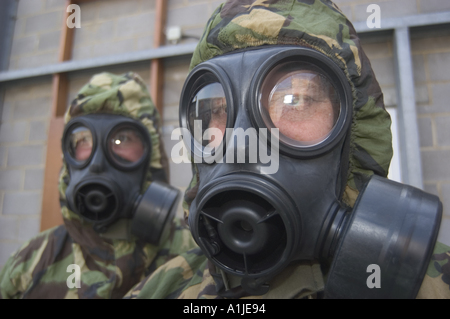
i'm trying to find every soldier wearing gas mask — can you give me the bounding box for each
[126,1,449,299]
[0,72,197,299]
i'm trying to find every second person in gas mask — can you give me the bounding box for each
[0,72,197,299]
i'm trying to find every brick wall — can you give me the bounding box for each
[0,76,52,267]
[8,0,64,70]
[72,0,155,59]
[72,0,223,60]
[1,0,450,270]
[411,28,450,245]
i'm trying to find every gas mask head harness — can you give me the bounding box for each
[63,113,180,245]
[179,46,442,298]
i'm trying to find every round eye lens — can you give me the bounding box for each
[68,126,93,162]
[260,63,340,147]
[188,82,227,148]
[109,127,146,165]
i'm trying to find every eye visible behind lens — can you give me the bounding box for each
[109,127,145,165]
[69,126,93,162]
[260,62,340,147]
[188,81,227,148]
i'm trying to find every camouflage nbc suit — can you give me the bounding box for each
[125,0,450,299]
[0,72,197,299]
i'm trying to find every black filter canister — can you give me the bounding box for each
[131,180,181,245]
[325,175,442,299]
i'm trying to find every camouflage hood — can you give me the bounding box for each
[184,0,393,213]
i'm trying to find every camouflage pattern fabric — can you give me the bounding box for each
[0,219,196,299]
[126,241,450,299]
[417,242,450,299]
[0,72,197,299]
[126,1,449,299]
[125,248,324,299]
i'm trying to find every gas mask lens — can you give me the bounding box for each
[260,63,340,147]
[188,80,227,148]
[69,126,93,162]
[108,127,146,165]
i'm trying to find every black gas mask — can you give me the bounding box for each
[63,114,180,245]
[179,46,442,298]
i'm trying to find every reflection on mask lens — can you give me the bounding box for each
[69,126,93,162]
[109,127,145,165]
[188,82,227,148]
[260,63,340,147]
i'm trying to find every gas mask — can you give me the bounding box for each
[63,113,180,245]
[179,46,443,298]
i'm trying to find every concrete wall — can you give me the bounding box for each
[1,0,450,269]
